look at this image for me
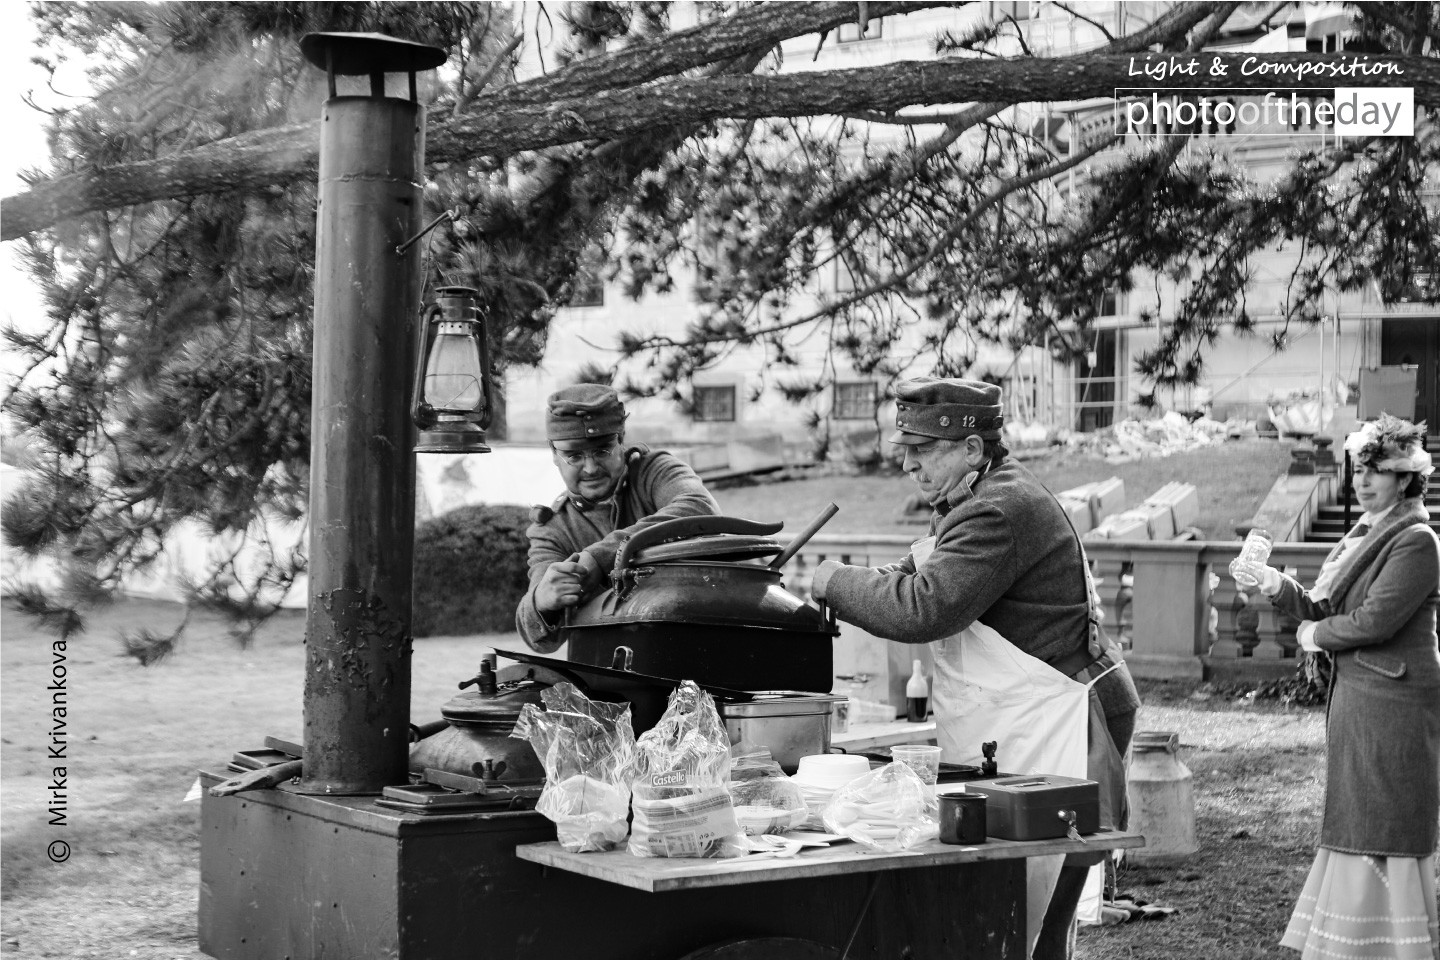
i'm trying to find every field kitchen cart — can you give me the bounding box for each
[197,31,1140,960]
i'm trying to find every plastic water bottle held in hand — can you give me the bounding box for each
[1228,529,1273,588]
[905,660,928,723]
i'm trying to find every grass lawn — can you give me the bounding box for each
[0,598,1324,960]
[712,437,1299,541]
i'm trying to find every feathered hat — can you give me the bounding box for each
[1343,413,1434,477]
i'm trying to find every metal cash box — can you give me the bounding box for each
[962,775,1100,841]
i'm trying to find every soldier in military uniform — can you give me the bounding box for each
[516,384,720,652]
[810,377,1140,960]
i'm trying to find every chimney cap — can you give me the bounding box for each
[300,32,446,76]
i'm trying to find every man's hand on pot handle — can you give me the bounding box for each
[535,560,586,613]
[574,550,605,593]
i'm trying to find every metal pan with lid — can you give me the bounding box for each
[561,512,840,695]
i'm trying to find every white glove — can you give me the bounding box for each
[1296,621,1321,652]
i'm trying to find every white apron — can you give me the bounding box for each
[911,536,1117,952]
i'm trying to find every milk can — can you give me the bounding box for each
[1127,730,1198,864]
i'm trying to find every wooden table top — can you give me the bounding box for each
[830,718,937,752]
[516,830,1143,893]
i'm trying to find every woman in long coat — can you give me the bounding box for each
[1235,414,1439,959]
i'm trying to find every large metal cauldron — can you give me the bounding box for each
[561,515,838,694]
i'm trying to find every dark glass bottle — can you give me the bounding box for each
[905,659,928,722]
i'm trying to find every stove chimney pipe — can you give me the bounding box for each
[296,32,446,794]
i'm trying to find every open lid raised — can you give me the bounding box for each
[628,533,782,565]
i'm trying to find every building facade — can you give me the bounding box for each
[504,2,1437,447]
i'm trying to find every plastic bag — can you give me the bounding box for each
[628,681,747,859]
[511,682,635,853]
[728,744,808,836]
[821,761,939,853]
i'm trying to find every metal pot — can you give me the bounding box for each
[722,691,846,773]
[562,515,838,693]
[408,660,546,781]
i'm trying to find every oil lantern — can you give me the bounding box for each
[412,285,494,453]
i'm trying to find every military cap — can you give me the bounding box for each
[546,383,627,440]
[888,377,1004,444]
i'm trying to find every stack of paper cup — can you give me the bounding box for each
[790,755,871,828]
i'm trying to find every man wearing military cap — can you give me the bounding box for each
[811,376,1140,959]
[516,383,720,651]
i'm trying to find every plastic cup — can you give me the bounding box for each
[890,744,941,786]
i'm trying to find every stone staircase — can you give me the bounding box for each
[1306,437,1440,543]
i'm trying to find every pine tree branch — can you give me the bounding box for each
[3,1,953,240]
[731,1,1230,301]
[8,39,1435,240]
[483,1,962,109]
[1363,2,1440,48]
[625,135,1115,352]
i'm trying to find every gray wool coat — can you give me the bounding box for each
[822,458,1141,724]
[516,446,719,652]
[1269,497,1440,857]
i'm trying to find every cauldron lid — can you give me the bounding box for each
[440,683,546,726]
[629,533,781,565]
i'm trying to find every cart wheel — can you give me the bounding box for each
[677,937,839,960]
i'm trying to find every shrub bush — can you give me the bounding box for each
[413,504,532,637]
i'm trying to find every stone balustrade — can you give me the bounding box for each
[779,533,1334,684]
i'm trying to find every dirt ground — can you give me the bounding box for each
[0,598,522,959]
[0,599,1325,959]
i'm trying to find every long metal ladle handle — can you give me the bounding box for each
[768,502,839,570]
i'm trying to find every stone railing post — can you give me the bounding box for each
[1126,544,1209,679]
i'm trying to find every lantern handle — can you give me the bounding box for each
[474,302,495,431]
[410,299,444,428]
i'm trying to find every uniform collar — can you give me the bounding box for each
[934,458,994,515]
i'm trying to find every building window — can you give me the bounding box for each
[694,385,736,422]
[993,1,1034,21]
[831,234,876,294]
[1097,286,1123,316]
[837,17,883,42]
[691,211,733,301]
[834,382,877,420]
[1076,328,1117,432]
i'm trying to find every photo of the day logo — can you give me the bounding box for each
[1332,88,1414,136]
[1117,87,1414,138]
